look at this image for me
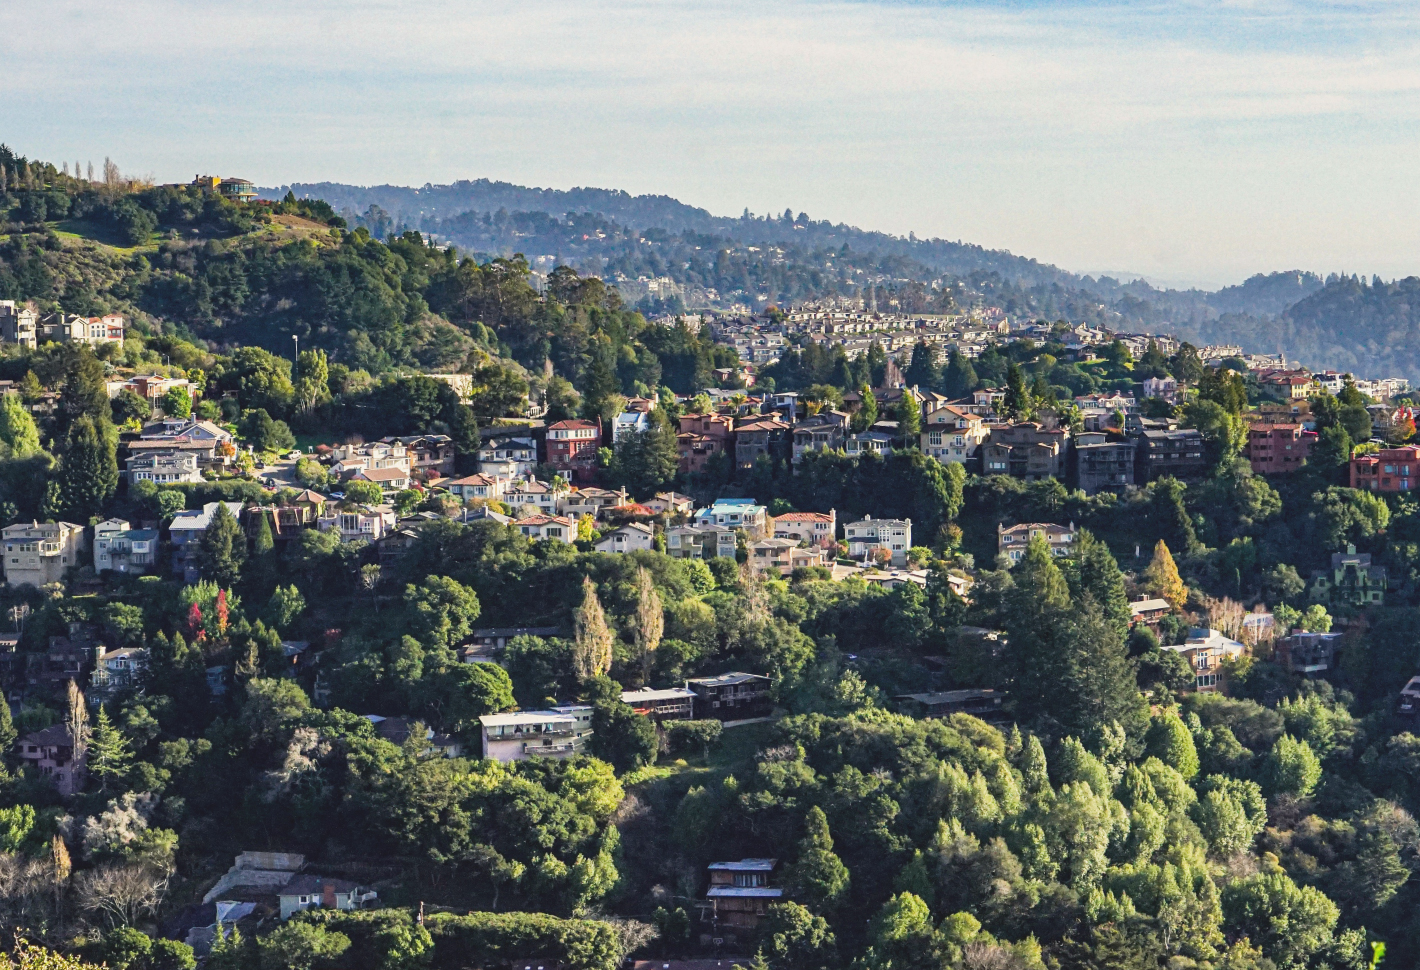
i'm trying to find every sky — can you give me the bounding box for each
[8,0,1420,289]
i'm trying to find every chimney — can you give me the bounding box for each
[322,883,336,908]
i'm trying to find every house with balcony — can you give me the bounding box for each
[90,647,149,699]
[94,519,158,575]
[1134,428,1207,483]
[1309,544,1386,607]
[677,431,728,475]
[2,520,87,589]
[747,537,829,576]
[1142,376,1183,404]
[982,423,1070,481]
[315,504,397,543]
[444,473,510,502]
[1168,628,1246,693]
[773,510,837,549]
[479,705,593,762]
[0,300,38,348]
[844,430,895,458]
[126,449,203,485]
[701,860,781,945]
[38,312,125,346]
[1276,632,1344,676]
[381,434,455,478]
[666,524,737,560]
[687,672,773,719]
[844,515,911,566]
[1350,444,1420,493]
[792,412,850,464]
[997,522,1075,565]
[1245,423,1315,475]
[545,419,602,481]
[1074,432,1136,494]
[170,502,244,582]
[921,403,987,465]
[620,687,696,721]
[896,689,1008,726]
[734,417,790,469]
[505,478,561,516]
[595,522,656,554]
[694,499,769,537]
[16,723,86,797]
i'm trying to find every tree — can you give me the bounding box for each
[1003,362,1030,419]
[0,689,15,754]
[1144,540,1187,610]
[942,351,977,399]
[257,921,351,970]
[160,387,192,419]
[590,693,658,773]
[199,503,246,588]
[761,902,838,970]
[1070,529,1131,638]
[88,705,132,793]
[787,806,850,912]
[343,480,384,505]
[403,575,481,651]
[1300,604,1332,633]
[238,408,296,453]
[1145,710,1199,779]
[294,349,330,414]
[1263,734,1322,798]
[1221,871,1339,970]
[56,414,118,520]
[895,396,921,442]
[851,384,878,433]
[633,568,663,685]
[0,392,42,456]
[573,578,615,682]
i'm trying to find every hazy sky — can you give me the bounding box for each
[9,0,1420,288]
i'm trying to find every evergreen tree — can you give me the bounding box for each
[88,704,132,792]
[851,384,877,433]
[0,690,15,754]
[1020,735,1051,794]
[1144,540,1187,611]
[0,392,41,457]
[247,511,277,595]
[1057,597,1150,744]
[787,806,850,912]
[1003,536,1072,699]
[941,351,978,400]
[1145,710,1200,779]
[1003,362,1030,419]
[56,414,118,520]
[200,504,246,588]
[633,568,663,685]
[1070,530,1131,638]
[895,396,921,442]
[903,342,939,390]
[1150,478,1196,553]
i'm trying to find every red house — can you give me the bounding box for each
[545,419,601,481]
[1351,444,1420,493]
[1245,423,1316,475]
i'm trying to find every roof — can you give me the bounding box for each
[279,874,365,896]
[170,502,244,531]
[708,859,777,871]
[21,724,74,747]
[1130,598,1171,614]
[999,521,1073,536]
[515,515,574,527]
[479,711,577,728]
[774,512,833,523]
[357,467,409,482]
[293,489,327,504]
[688,671,770,687]
[621,688,696,702]
[605,522,655,535]
[548,419,599,430]
[897,689,1000,705]
[707,887,784,898]
[447,473,502,486]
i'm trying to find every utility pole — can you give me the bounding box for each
[293,334,299,364]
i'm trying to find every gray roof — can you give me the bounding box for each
[687,672,770,687]
[708,859,777,871]
[170,502,243,532]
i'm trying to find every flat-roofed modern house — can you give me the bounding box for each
[478,705,593,762]
[620,687,696,721]
[686,672,772,719]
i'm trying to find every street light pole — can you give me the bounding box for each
[292,334,299,363]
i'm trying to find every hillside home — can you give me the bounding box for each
[997,522,1075,564]
[844,430,895,458]
[1168,628,1246,693]
[1245,424,1315,475]
[479,705,593,762]
[1074,432,1136,494]
[666,524,737,560]
[982,423,1070,481]
[444,473,510,502]
[595,522,656,553]
[382,434,455,477]
[620,687,696,720]
[687,672,773,719]
[126,449,203,484]
[1309,544,1386,607]
[353,466,411,492]
[843,515,911,566]
[316,504,397,543]
[734,417,790,469]
[170,502,244,582]
[94,519,158,575]
[514,514,577,544]
[792,411,850,464]
[1350,444,1420,493]
[3,521,86,589]
[477,436,538,478]
[773,510,837,549]
[1134,428,1206,483]
[921,403,987,465]
[703,859,781,941]
[694,499,769,537]
[16,724,85,797]
[545,419,601,480]
[0,300,38,348]
[277,875,379,922]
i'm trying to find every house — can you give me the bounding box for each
[38,312,125,346]
[244,494,325,542]
[444,473,510,502]
[1309,544,1386,607]
[137,418,232,452]
[703,859,781,941]
[677,431,728,475]
[561,486,628,520]
[465,626,563,653]
[734,417,790,469]
[982,423,1071,481]
[316,504,397,543]
[330,439,412,477]
[1074,433,1136,494]
[1135,428,1207,483]
[1129,598,1172,629]
[365,715,462,758]
[843,515,911,566]
[514,514,577,544]
[667,524,737,560]
[1245,424,1315,475]
[109,375,194,407]
[201,851,306,905]
[773,511,837,549]
[126,449,203,484]
[595,522,656,554]
[2,521,87,589]
[89,647,149,698]
[1275,632,1345,675]
[686,672,773,719]
[505,478,561,516]
[1074,393,1137,431]
[477,436,538,478]
[844,430,895,458]
[16,724,86,797]
[353,466,411,492]
[921,404,987,465]
[1350,444,1420,493]
[277,875,379,922]
[26,624,98,697]
[620,687,696,721]
[997,522,1075,564]
[1142,376,1183,404]
[545,419,602,480]
[1168,628,1246,693]
[792,411,850,463]
[646,492,696,516]
[679,412,735,445]
[382,434,455,477]
[747,537,829,576]
[613,409,651,442]
[694,499,769,537]
[0,300,38,348]
[896,689,1008,726]
[93,519,158,575]
[170,502,244,582]
[479,705,593,762]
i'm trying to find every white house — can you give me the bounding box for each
[515,514,577,544]
[479,705,593,762]
[843,515,912,566]
[595,522,656,554]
